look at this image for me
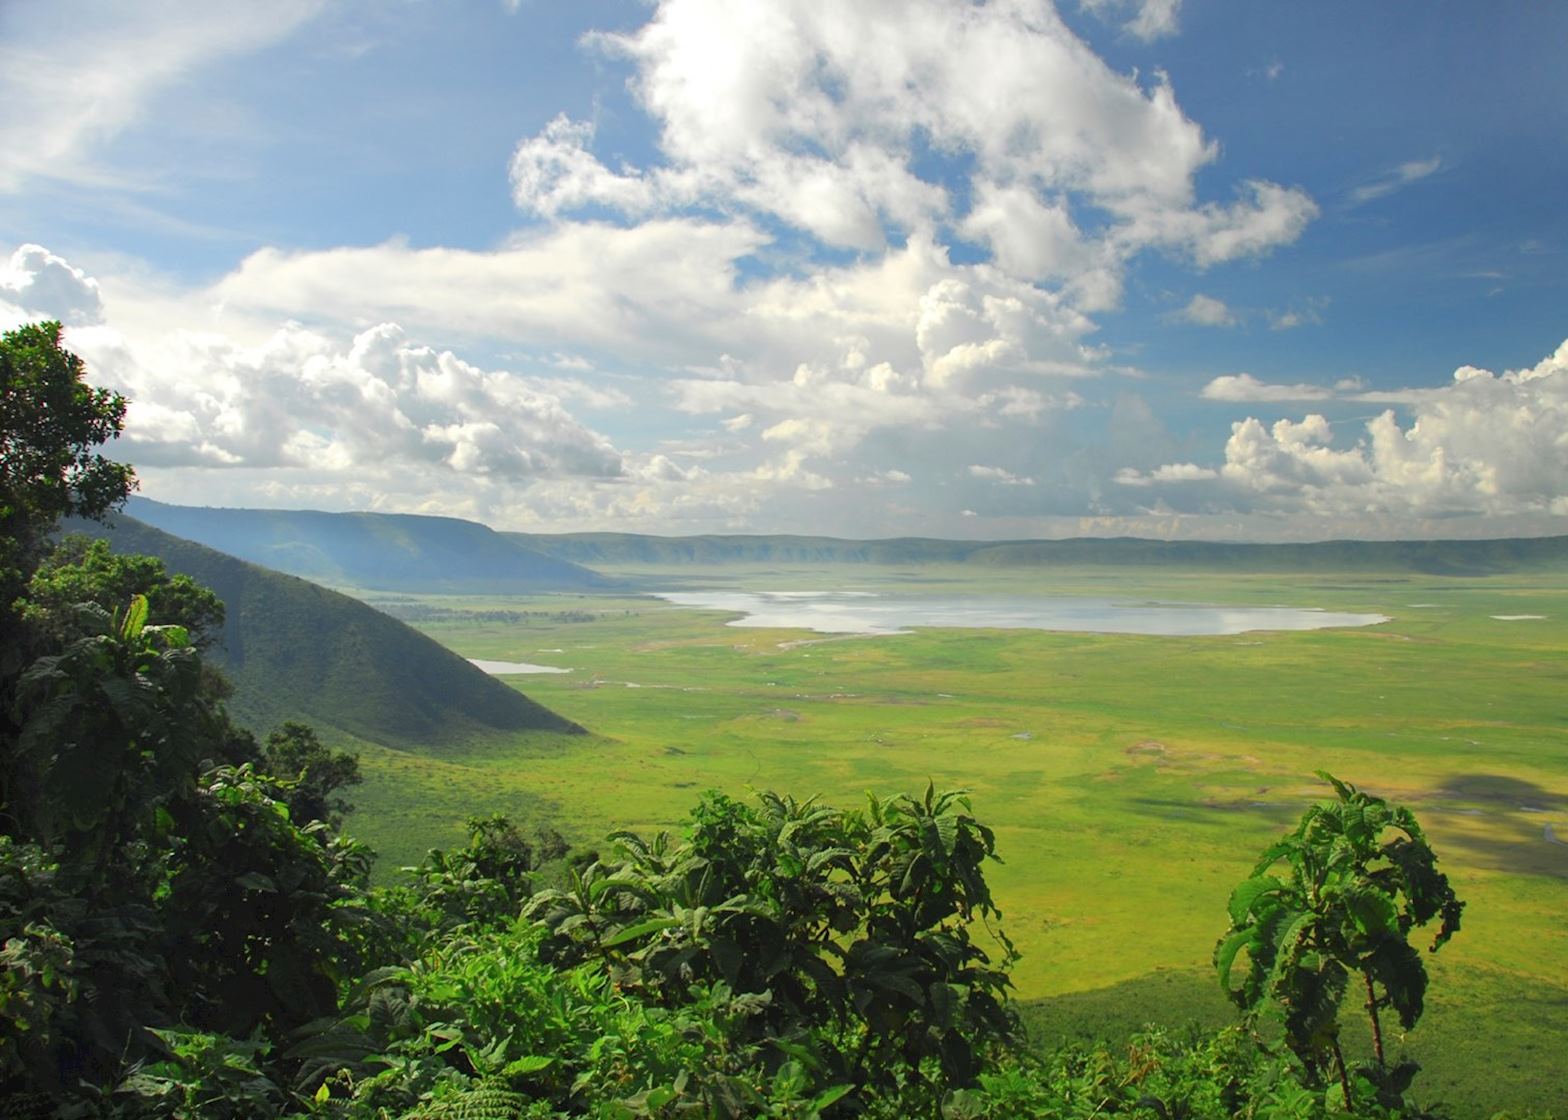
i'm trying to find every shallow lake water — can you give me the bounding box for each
[468,658,572,675]
[652,590,1389,637]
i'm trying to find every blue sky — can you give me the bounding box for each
[2,0,1565,540]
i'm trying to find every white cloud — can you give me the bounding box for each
[1,244,104,324]
[211,219,770,362]
[209,226,1099,474]
[68,318,624,484]
[1133,339,1568,518]
[1350,156,1443,205]
[865,468,911,485]
[1201,373,1334,402]
[1114,462,1217,486]
[1171,293,1236,327]
[519,376,632,411]
[1125,180,1319,269]
[534,0,1311,277]
[0,0,322,191]
[1080,0,1182,41]
[509,114,662,218]
[1266,301,1329,327]
[1126,0,1181,41]
[958,182,1097,285]
[5,0,1348,537]
[969,464,1036,486]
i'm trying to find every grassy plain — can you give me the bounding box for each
[346,564,1567,1116]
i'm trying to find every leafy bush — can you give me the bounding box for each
[526,786,1016,1113]
[1215,773,1463,1111]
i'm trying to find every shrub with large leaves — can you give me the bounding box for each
[526,785,1017,1113]
[1,597,376,1101]
[1214,773,1463,1106]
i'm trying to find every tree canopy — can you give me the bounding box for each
[1,321,134,607]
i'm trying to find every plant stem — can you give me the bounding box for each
[1329,1035,1353,1112]
[1363,969,1385,1067]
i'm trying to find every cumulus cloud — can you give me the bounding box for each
[510,115,662,218]
[207,225,1099,486]
[70,318,625,484]
[82,1,1322,534]
[1128,339,1568,518]
[1170,293,1236,327]
[516,0,1312,280]
[1,244,105,325]
[1125,180,1319,268]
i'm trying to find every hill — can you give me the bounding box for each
[505,529,1568,574]
[69,513,583,747]
[126,497,605,592]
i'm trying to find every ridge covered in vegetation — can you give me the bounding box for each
[62,514,582,747]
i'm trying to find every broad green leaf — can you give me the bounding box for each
[502,1055,556,1077]
[1228,874,1282,923]
[1214,928,1255,991]
[120,593,148,639]
[1347,886,1399,938]
[601,916,679,947]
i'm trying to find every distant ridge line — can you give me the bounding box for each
[504,530,1568,574]
[126,497,604,593]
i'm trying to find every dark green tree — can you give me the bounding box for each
[0,333,377,1109]
[1215,773,1463,1107]
[262,721,362,829]
[23,535,226,649]
[0,321,134,616]
[1,597,372,1097]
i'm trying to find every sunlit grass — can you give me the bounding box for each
[344,564,1568,1116]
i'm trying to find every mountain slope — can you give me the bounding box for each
[70,514,583,747]
[127,497,604,593]
[506,530,1568,574]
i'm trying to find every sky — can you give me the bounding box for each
[2,0,1566,541]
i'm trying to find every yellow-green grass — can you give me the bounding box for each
[343,566,1567,1116]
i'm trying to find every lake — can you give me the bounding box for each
[652,590,1389,637]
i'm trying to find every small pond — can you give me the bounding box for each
[652,590,1388,637]
[468,658,572,675]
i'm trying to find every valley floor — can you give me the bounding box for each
[344,564,1568,1118]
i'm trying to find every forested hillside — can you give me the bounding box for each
[66,513,583,746]
[507,529,1568,574]
[128,497,605,593]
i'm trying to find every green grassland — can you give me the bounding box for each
[344,564,1568,1116]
